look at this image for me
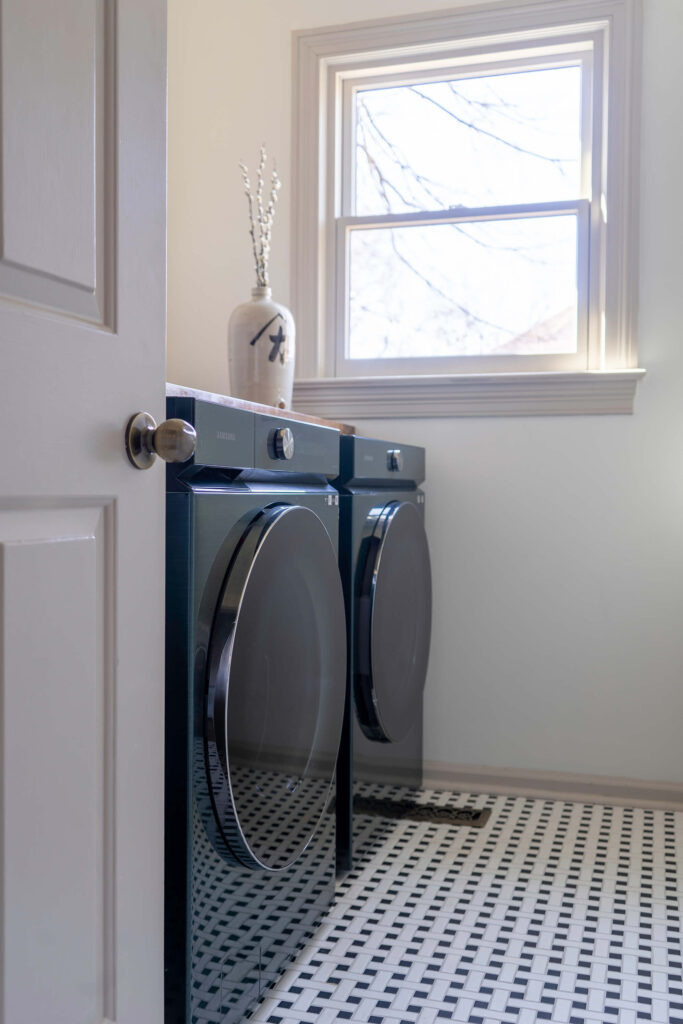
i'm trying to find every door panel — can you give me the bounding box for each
[0,0,114,322]
[0,505,112,1023]
[0,2,166,1021]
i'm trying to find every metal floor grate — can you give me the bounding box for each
[352,795,492,827]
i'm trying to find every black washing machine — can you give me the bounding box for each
[165,391,346,1023]
[334,434,432,872]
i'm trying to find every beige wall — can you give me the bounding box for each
[168,0,683,783]
[167,0,484,391]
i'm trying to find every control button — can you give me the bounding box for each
[272,427,295,460]
[388,449,403,472]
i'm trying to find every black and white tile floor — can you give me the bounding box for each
[249,785,683,1024]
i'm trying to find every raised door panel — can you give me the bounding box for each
[0,505,113,1024]
[0,1,166,1020]
[0,0,114,323]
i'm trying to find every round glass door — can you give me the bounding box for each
[205,504,346,871]
[355,500,432,743]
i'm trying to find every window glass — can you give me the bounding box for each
[354,65,582,215]
[348,214,578,358]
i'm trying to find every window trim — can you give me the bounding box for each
[291,0,643,416]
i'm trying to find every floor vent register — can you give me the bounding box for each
[352,795,492,827]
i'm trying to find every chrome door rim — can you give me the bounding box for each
[204,504,346,871]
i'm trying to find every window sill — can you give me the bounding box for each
[292,369,646,420]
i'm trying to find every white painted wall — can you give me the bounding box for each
[168,0,683,784]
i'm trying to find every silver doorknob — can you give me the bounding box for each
[125,412,197,470]
[272,427,295,460]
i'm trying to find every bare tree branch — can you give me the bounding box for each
[350,78,574,356]
[360,110,441,208]
[386,231,512,337]
[357,99,555,262]
[408,86,572,167]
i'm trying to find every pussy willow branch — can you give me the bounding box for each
[238,161,261,284]
[256,145,266,257]
[260,163,281,277]
[240,146,281,288]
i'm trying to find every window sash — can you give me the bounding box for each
[331,44,601,376]
[340,46,597,219]
[334,200,590,377]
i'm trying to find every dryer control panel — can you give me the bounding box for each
[336,435,425,488]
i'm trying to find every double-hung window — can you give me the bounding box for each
[293,0,643,416]
[340,54,590,375]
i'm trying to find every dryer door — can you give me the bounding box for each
[205,504,346,871]
[355,501,432,743]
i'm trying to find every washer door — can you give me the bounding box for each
[355,501,432,743]
[205,504,346,871]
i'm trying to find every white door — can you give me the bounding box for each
[0,2,166,1022]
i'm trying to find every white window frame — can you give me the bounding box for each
[291,0,644,418]
[337,48,594,378]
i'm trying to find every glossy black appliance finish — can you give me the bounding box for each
[356,501,432,744]
[206,504,346,871]
[165,394,345,1024]
[335,435,431,873]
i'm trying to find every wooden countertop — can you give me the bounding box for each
[166,383,355,435]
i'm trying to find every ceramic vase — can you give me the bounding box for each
[228,286,295,409]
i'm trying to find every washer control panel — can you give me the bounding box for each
[255,414,340,477]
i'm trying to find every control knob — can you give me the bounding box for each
[388,449,404,472]
[272,427,295,460]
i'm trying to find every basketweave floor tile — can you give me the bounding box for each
[247,784,683,1024]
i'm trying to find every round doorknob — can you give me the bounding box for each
[125,412,197,470]
[272,427,295,461]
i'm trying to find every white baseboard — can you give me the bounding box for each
[422,761,683,811]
